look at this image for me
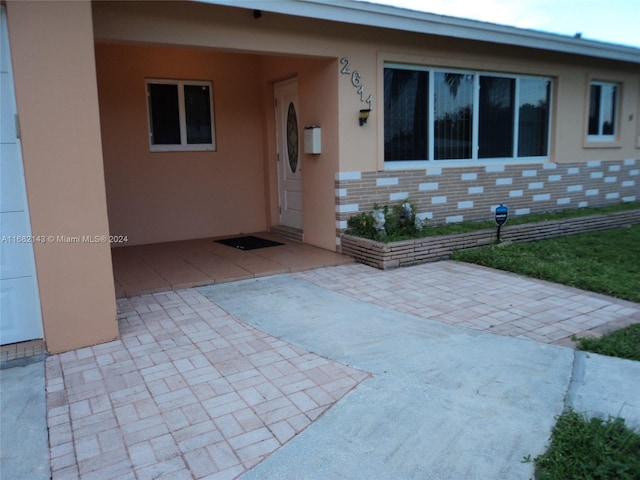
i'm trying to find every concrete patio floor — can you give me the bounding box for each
[110,233,353,298]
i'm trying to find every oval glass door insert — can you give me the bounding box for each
[286,102,299,173]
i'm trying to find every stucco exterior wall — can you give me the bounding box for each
[93,2,640,183]
[92,1,370,250]
[96,44,340,251]
[259,56,340,251]
[6,0,118,353]
[96,43,268,246]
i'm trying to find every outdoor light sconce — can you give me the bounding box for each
[359,109,371,126]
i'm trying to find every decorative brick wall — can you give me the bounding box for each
[341,209,640,269]
[335,159,639,246]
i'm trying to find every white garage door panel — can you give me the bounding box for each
[1,144,24,212]
[1,211,36,278]
[0,75,17,143]
[0,5,43,345]
[0,277,42,344]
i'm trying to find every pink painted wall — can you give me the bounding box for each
[259,56,340,251]
[96,43,268,246]
[97,43,340,251]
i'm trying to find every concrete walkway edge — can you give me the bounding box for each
[0,360,50,480]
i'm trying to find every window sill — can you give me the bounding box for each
[582,140,621,149]
[150,145,215,153]
[384,157,548,170]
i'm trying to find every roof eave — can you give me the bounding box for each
[194,0,640,64]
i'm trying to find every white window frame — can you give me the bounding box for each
[586,80,619,143]
[383,63,553,169]
[146,79,216,152]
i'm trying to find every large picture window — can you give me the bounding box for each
[383,68,429,161]
[518,78,551,156]
[146,79,215,152]
[434,72,474,160]
[587,81,618,142]
[384,64,551,166]
[478,76,514,159]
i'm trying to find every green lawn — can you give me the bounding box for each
[452,224,640,303]
[574,323,640,361]
[532,409,640,480]
[427,201,640,236]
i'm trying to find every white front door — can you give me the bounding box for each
[275,79,302,230]
[0,6,43,345]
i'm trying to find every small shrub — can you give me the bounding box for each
[346,211,378,239]
[346,200,429,242]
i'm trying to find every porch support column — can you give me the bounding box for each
[6,0,118,353]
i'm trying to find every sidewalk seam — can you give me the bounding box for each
[562,350,583,412]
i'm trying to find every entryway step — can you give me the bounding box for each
[271,225,303,243]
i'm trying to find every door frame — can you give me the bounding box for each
[274,78,303,230]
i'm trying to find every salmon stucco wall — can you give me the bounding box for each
[298,59,341,249]
[259,55,340,251]
[92,1,363,251]
[97,42,341,252]
[6,0,118,353]
[96,43,268,246]
[92,1,640,178]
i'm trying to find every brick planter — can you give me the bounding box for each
[340,209,640,270]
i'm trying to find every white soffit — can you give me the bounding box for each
[195,0,640,64]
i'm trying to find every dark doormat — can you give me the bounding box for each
[215,235,284,251]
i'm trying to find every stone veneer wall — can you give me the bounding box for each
[334,159,639,248]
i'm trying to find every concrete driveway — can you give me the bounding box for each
[198,264,640,480]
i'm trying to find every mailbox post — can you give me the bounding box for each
[495,204,509,243]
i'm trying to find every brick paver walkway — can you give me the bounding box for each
[296,261,640,345]
[45,261,639,479]
[45,289,368,480]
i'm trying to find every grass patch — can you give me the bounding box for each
[533,409,640,480]
[452,225,640,303]
[428,201,640,236]
[574,324,640,361]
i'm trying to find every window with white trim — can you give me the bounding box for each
[146,79,215,152]
[383,64,551,166]
[587,80,619,142]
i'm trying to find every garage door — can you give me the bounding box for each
[1,6,43,345]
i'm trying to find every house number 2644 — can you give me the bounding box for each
[340,57,374,110]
